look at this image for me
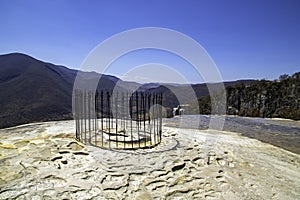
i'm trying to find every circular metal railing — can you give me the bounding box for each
[74,90,163,149]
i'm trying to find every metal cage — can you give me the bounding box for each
[74,90,163,149]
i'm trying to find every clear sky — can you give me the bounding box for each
[1,0,299,83]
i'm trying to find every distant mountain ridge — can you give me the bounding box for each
[0,53,127,128]
[0,53,299,128]
[0,53,166,128]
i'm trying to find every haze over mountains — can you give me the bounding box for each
[0,53,299,129]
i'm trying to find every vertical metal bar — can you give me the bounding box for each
[80,90,83,142]
[105,91,108,133]
[77,90,80,141]
[111,92,113,134]
[139,92,142,134]
[75,90,78,140]
[157,93,159,143]
[81,90,83,142]
[91,91,94,130]
[95,91,98,145]
[96,91,99,137]
[115,91,118,148]
[122,92,125,149]
[107,91,111,149]
[75,90,77,139]
[156,94,159,143]
[148,94,152,145]
[90,91,93,131]
[130,94,133,149]
[101,91,104,147]
[88,91,91,143]
[83,90,87,144]
[153,93,156,144]
[126,91,129,135]
[136,92,140,148]
[154,93,156,142]
[142,93,146,147]
[79,90,82,141]
[139,92,141,131]
[160,93,163,142]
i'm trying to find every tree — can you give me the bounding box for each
[279,74,290,81]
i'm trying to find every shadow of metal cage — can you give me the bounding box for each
[73,89,163,150]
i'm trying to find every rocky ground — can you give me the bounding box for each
[0,119,299,199]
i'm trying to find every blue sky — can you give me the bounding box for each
[1,0,299,83]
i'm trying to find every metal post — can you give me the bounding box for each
[80,90,83,142]
[88,91,91,143]
[83,90,87,144]
[101,91,104,147]
[130,95,133,149]
[115,91,118,148]
[95,91,98,145]
[122,92,125,149]
[107,91,111,149]
[160,93,163,142]
[136,92,140,148]
[142,93,146,147]
[156,94,159,143]
[153,94,156,144]
[148,94,152,145]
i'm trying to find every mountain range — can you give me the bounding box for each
[0,53,299,129]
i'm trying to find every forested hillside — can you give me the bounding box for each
[226,72,300,119]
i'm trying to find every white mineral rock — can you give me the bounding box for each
[0,120,299,199]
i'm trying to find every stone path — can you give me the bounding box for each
[0,120,299,199]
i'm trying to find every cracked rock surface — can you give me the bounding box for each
[0,119,299,199]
